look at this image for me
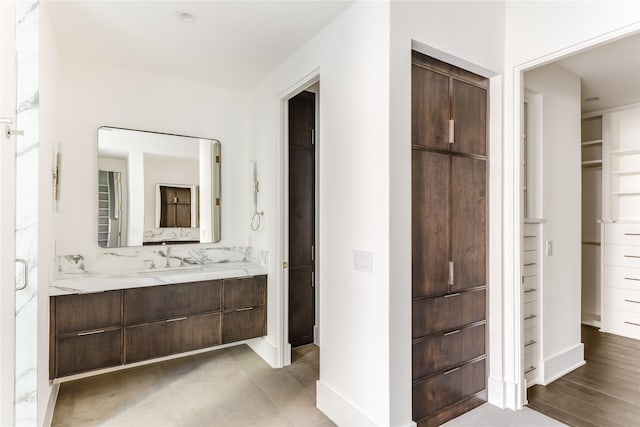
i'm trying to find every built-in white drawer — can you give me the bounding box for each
[524,237,537,251]
[604,266,640,290]
[524,314,537,329]
[524,301,537,319]
[523,250,537,266]
[604,286,640,313]
[605,244,640,269]
[605,223,640,246]
[524,351,538,372]
[523,264,538,277]
[524,340,537,356]
[524,224,538,238]
[524,326,537,345]
[524,288,537,303]
[523,276,537,291]
[605,310,640,341]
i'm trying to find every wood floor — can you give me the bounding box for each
[527,325,640,427]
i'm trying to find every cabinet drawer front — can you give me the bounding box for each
[412,289,485,338]
[223,275,266,309]
[56,329,122,377]
[412,323,485,379]
[605,223,640,245]
[124,280,221,325]
[55,291,122,334]
[222,306,266,343]
[605,310,640,340]
[412,358,485,422]
[604,266,640,289]
[605,245,640,268]
[125,321,182,364]
[181,313,221,352]
[604,287,640,313]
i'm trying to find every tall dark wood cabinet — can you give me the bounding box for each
[411,51,488,427]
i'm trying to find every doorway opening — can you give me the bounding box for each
[519,31,640,425]
[285,78,320,365]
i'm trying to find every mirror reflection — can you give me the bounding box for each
[97,126,221,247]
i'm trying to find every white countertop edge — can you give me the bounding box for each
[50,262,269,296]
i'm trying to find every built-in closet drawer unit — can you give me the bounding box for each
[412,289,486,338]
[605,244,640,269]
[604,266,640,289]
[123,280,222,364]
[522,221,541,385]
[605,310,640,340]
[605,223,640,246]
[222,276,267,343]
[50,291,123,379]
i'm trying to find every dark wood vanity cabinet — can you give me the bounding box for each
[412,51,488,427]
[50,275,267,379]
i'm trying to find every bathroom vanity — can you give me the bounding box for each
[49,257,268,380]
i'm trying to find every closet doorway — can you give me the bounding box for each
[520,32,640,425]
[286,80,319,361]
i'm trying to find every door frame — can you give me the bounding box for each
[279,69,320,366]
[0,0,17,423]
[512,23,640,408]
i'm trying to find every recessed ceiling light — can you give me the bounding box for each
[176,11,197,23]
[585,97,600,102]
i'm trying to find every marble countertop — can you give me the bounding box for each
[50,261,269,296]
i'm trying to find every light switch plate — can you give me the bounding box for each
[546,240,553,256]
[353,250,373,273]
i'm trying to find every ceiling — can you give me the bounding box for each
[555,33,640,113]
[48,1,353,91]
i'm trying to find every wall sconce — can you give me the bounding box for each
[53,143,63,212]
[250,161,264,231]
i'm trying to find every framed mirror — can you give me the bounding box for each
[97,126,221,247]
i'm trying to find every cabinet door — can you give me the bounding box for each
[222,306,266,343]
[125,321,182,364]
[412,150,450,298]
[124,280,221,326]
[223,275,266,309]
[412,65,450,150]
[56,330,122,377]
[55,291,122,334]
[451,79,487,156]
[451,156,486,292]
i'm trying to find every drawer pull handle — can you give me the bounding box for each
[624,299,640,304]
[624,233,640,236]
[444,292,460,299]
[443,367,460,375]
[524,314,537,320]
[524,340,537,347]
[624,255,640,259]
[524,262,536,267]
[525,366,537,374]
[236,307,254,312]
[448,261,454,287]
[77,330,105,336]
[166,317,188,322]
[624,321,640,327]
[444,329,460,336]
[524,288,536,293]
[625,277,640,282]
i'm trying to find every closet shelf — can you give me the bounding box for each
[581,139,603,146]
[611,191,640,196]
[611,147,640,155]
[611,170,640,176]
[582,160,602,167]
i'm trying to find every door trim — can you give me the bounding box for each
[279,69,320,366]
[512,23,640,408]
[0,0,17,423]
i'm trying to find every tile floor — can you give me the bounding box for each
[52,344,334,427]
[52,343,565,427]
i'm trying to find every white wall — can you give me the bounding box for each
[389,0,505,420]
[54,59,250,257]
[247,2,393,425]
[524,64,584,383]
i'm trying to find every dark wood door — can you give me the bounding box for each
[288,90,316,347]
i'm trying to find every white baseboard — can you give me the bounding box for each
[487,376,520,409]
[581,312,601,328]
[247,336,280,368]
[43,383,59,427]
[542,343,585,385]
[316,380,376,427]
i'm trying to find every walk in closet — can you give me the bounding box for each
[411,51,488,427]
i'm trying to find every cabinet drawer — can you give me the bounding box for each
[524,288,537,303]
[181,313,221,353]
[604,287,640,313]
[605,310,640,340]
[605,244,640,269]
[523,236,537,251]
[523,224,538,238]
[223,275,266,309]
[524,352,538,373]
[125,321,182,363]
[55,291,122,334]
[412,323,485,379]
[604,266,640,290]
[413,289,485,338]
[605,223,640,245]
[124,280,221,325]
[412,358,485,422]
[56,329,122,377]
[222,305,266,343]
